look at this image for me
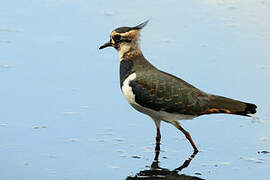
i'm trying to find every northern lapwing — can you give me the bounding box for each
[99,20,257,153]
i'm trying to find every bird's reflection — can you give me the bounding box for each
[126,143,204,180]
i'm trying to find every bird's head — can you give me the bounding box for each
[99,20,148,58]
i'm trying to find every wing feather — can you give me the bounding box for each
[129,69,209,115]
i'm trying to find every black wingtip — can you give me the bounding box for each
[245,103,257,114]
[236,103,257,116]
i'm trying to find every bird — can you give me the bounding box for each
[99,20,257,153]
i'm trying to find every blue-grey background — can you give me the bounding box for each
[0,0,269,179]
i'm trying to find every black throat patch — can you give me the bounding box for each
[120,60,134,88]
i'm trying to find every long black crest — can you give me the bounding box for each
[132,20,149,30]
[114,20,149,33]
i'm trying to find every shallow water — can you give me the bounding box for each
[0,0,269,179]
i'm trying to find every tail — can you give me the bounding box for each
[203,95,257,116]
[234,102,257,116]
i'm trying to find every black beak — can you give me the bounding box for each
[99,41,112,50]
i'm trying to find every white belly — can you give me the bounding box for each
[121,73,197,123]
[121,73,137,104]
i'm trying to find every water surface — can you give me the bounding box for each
[0,0,269,179]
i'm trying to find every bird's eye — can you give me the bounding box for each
[113,34,121,41]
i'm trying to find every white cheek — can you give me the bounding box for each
[121,73,136,104]
[118,44,131,60]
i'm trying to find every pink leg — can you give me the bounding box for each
[173,122,199,153]
[154,127,161,161]
[156,127,161,144]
